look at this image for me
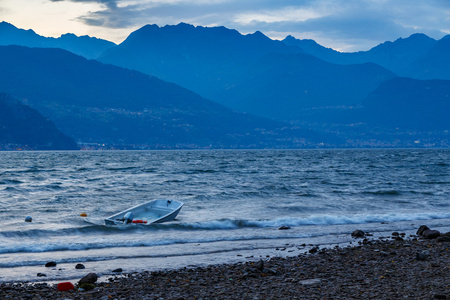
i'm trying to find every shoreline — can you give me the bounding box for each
[1,228,449,299]
[0,223,433,285]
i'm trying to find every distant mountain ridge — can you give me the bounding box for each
[283,33,450,80]
[0,21,115,59]
[0,45,327,149]
[402,36,450,80]
[215,52,395,121]
[98,23,395,123]
[99,23,304,98]
[0,93,78,150]
[1,22,449,148]
[96,23,449,147]
[3,21,450,80]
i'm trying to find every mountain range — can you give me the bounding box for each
[283,33,450,80]
[0,93,78,150]
[0,21,449,149]
[98,23,396,122]
[0,45,327,149]
[0,21,115,59]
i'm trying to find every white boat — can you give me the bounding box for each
[104,199,184,225]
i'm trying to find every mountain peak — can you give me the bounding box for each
[383,33,435,47]
[283,35,297,42]
[60,33,77,38]
[404,33,434,42]
[0,21,36,35]
[174,22,195,29]
[136,24,160,33]
[0,21,22,31]
[0,21,15,28]
[249,30,268,39]
[410,33,432,38]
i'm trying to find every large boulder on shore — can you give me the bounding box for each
[422,229,441,239]
[416,225,429,236]
[417,225,440,239]
[78,273,98,285]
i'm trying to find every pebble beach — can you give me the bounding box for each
[1,226,449,300]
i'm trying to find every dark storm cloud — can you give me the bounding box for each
[52,0,150,29]
[78,3,136,28]
[46,0,329,29]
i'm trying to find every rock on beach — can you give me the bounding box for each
[417,225,442,239]
[44,262,57,267]
[351,229,365,237]
[278,226,291,230]
[78,273,98,285]
[417,225,430,236]
[422,229,441,239]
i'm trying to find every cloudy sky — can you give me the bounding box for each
[1,0,450,52]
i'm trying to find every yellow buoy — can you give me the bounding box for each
[80,212,87,217]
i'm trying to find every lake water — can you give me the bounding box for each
[0,149,449,283]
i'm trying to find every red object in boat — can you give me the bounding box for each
[57,282,75,291]
[132,220,147,224]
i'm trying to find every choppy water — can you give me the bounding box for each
[0,149,449,283]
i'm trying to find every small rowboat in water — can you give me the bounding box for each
[104,199,184,225]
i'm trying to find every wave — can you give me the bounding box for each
[167,211,450,230]
[0,179,24,185]
[0,237,289,268]
[363,190,401,196]
[246,212,450,227]
[2,210,450,240]
[186,169,217,174]
[94,211,450,231]
[0,211,449,257]
[0,223,147,239]
[0,231,300,256]
[106,166,139,171]
[419,181,450,185]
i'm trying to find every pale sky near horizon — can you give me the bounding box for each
[1,0,450,52]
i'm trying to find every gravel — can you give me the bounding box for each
[0,233,449,299]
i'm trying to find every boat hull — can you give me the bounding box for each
[104,199,184,225]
